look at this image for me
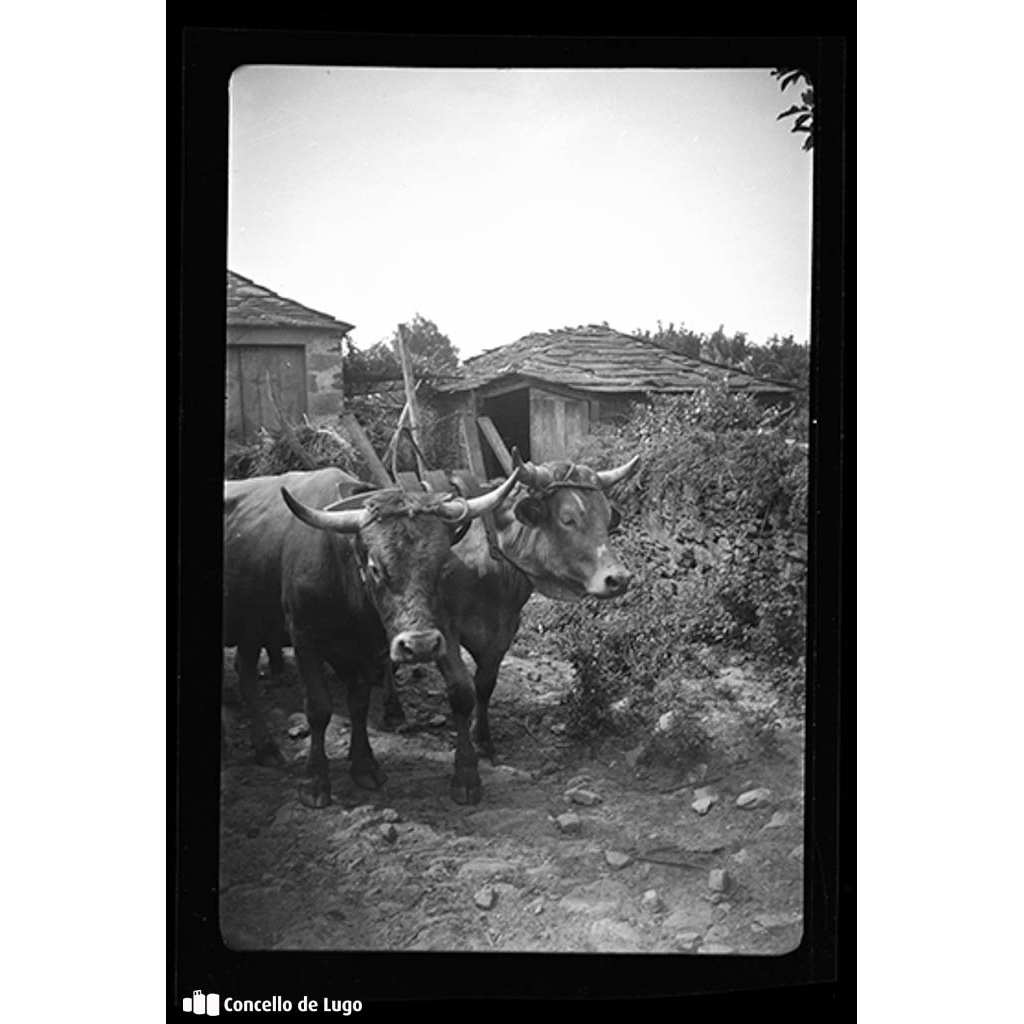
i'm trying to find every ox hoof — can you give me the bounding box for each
[254,742,285,767]
[298,778,331,808]
[351,759,386,790]
[450,778,483,806]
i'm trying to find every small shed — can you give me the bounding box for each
[226,271,354,443]
[430,325,794,475]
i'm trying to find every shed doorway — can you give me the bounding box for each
[478,389,531,477]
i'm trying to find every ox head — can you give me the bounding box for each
[281,470,520,663]
[497,448,640,602]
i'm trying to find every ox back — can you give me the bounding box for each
[223,468,384,775]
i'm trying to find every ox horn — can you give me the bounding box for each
[511,448,554,489]
[440,466,521,521]
[595,455,641,490]
[281,487,372,534]
[511,447,537,488]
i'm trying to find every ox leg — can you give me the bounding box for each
[330,657,386,790]
[381,662,407,730]
[266,645,286,679]
[295,643,334,808]
[471,654,503,763]
[437,646,481,805]
[236,642,283,766]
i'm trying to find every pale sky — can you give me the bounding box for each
[229,66,812,359]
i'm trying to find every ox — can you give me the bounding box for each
[223,466,519,806]
[384,449,640,759]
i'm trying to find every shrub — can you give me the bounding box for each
[531,381,808,759]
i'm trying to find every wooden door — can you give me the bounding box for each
[229,345,307,443]
[529,390,590,462]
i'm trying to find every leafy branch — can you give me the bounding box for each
[771,67,814,151]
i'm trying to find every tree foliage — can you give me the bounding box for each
[340,339,401,388]
[771,67,814,151]
[338,313,460,394]
[329,315,463,473]
[634,323,810,440]
[391,313,460,376]
[634,321,704,359]
[635,323,808,388]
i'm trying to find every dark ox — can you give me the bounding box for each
[223,466,519,806]
[384,449,640,759]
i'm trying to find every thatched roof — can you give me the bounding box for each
[434,324,792,396]
[227,270,354,333]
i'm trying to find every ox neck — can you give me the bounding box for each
[480,510,536,598]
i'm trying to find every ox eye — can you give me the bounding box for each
[559,513,577,528]
[366,559,385,585]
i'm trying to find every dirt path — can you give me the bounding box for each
[220,652,804,953]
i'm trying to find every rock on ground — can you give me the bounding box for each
[473,886,497,910]
[589,919,642,952]
[604,850,633,870]
[456,858,520,883]
[736,787,773,809]
[555,813,582,835]
[640,889,663,913]
[709,868,731,893]
[566,788,602,806]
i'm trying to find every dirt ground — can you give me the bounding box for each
[219,648,804,954]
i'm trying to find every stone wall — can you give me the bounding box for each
[305,334,348,417]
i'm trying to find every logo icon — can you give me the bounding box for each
[183,990,220,1016]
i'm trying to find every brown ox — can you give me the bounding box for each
[384,449,640,758]
[223,466,518,806]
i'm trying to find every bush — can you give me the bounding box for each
[529,381,808,760]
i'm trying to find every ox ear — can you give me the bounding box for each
[513,495,546,527]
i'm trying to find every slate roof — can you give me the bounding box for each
[434,324,792,396]
[227,271,354,333]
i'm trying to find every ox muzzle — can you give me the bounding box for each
[390,629,447,663]
[587,565,633,599]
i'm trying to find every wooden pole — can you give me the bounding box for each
[340,412,394,488]
[336,335,347,414]
[395,323,428,477]
[389,403,411,482]
[476,415,514,475]
[460,410,487,479]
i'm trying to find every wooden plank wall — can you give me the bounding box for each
[227,345,308,444]
[529,388,589,462]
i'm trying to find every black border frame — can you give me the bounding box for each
[175,29,851,1011]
